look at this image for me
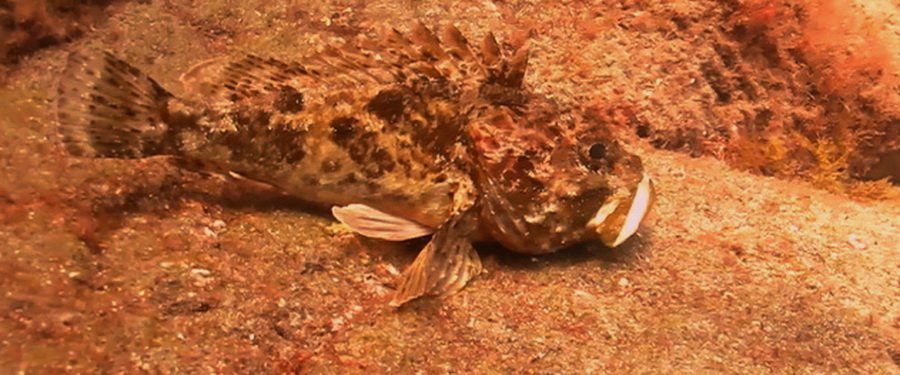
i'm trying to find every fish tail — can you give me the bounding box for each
[57,51,184,159]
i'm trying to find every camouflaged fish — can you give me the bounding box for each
[56,23,655,306]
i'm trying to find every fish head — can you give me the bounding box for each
[470,96,654,253]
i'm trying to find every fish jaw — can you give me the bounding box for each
[587,173,654,248]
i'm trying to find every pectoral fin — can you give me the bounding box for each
[332,204,434,241]
[390,214,482,307]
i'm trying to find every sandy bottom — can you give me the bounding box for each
[1,0,898,372]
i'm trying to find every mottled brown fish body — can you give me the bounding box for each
[57,23,653,306]
[169,51,476,229]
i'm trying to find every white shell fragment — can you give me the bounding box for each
[589,174,654,247]
[611,173,654,247]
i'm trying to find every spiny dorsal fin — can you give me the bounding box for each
[372,25,448,82]
[212,54,314,110]
[384,27,413,51]
[476,33,531,89]
[481,32,502,66]
[441,25,477,62]
[380,27,428,67]
[505,42,530,88]
[441,25,489,78]
[180,57,229,103]
[317,44,392,84]
[410,22,447,60]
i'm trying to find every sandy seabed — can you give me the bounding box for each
[1,0,898,372]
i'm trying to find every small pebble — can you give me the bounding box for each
[847,234,867,250]
[573,289,594,299]
[382,263,400,276]
[191,268,212,277]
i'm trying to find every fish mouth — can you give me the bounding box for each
[587,173,654,248]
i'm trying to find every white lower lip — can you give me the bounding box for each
[589,174,653,247]
[611,174,653,247]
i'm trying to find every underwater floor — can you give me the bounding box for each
[1,0,898,372]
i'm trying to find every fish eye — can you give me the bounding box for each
[588,143,607,159]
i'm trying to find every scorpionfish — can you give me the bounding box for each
[57,23,655,306]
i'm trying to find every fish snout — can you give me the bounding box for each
[586,173,654,247]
